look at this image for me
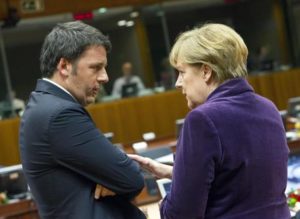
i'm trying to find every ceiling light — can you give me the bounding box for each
[126,21,134,27]
[117,20,126,26]
[130,11,139,18]
[98,7,107,14]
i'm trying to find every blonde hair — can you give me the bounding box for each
[169,23,248,83]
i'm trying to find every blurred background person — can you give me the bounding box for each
[111,61,145,97]
[158,57,174,90]
[0,90,25,118]
[10,90,25,114]
[248,44,276,72]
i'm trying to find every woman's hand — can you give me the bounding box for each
[128,154,173,179]
[94,184,116,199]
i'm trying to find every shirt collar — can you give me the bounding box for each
[42,78,77,102]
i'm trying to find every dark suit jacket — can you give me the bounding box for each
[19,79,146,219]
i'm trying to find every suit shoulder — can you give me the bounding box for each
[23,92,85,123]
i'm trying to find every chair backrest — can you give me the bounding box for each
[0,164,28,199]
[175,118,185,138]
[288,97,300,118]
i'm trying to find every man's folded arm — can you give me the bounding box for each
[49,107,144,198]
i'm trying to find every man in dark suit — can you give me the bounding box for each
[19,21,146,219]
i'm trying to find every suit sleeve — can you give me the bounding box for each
[48,106,144,198]
[160,110,222,219]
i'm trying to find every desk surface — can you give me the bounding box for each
[125,136,177,153]
[139,202,160,219]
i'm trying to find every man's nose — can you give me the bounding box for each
[98,70,109,83]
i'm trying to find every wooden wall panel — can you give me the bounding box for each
[0,118,20,165]
[289,69,300,97]
[257,73,277,104]
[246,75,259,93]
[134,96,157,135]
[86,89,189,145]
[246,68,300,110]
[273,71,294,109]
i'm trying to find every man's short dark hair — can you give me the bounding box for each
[40,21,111,78]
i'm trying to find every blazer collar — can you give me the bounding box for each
[35,79,78,104]
[207,78,254,102]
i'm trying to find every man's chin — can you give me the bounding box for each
[85,97,96,106]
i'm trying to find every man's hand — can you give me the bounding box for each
[128,154,173,179]
[94,184,116,199]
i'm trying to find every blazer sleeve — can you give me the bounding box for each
[48,106,144,199]
[160,110,222,219]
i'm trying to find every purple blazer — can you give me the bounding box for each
[160,78,290,219]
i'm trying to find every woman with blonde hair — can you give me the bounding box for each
[129,23,290,218]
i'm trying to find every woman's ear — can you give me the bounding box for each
[202,64,213,82]
[57,58,72,78]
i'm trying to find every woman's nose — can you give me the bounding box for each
[175,75,182,89]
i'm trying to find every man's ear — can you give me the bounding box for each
[57,58,71,78]
[202,64,213,82]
